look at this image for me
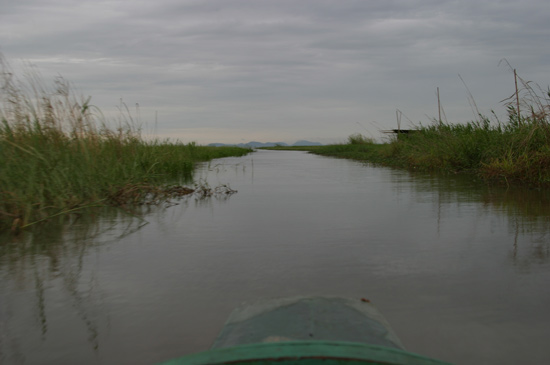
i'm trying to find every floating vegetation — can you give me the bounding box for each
[192,180,238,198]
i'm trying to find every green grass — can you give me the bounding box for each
[262,134,392,164]
[384,117,550,183]
[0,56,251,231]
[272,75,550,188]
[303,116,550,187]
[264,143,390,162]
[296,116,550,187]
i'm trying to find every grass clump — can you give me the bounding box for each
[292,71,550,187]
[0,55,251,231]
[388,76,550,186]
[347,133,375,145]
[262,138,391,163]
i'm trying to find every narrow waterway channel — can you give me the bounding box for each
[1,150,550,364]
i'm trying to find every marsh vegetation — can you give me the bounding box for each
[0,56,250,232]
[270,70,550,188]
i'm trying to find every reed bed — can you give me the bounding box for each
[0,56,250,231]
[387,72,550,186]
[297,71,550,187]
[386,115,550,184]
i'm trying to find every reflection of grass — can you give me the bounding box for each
[270,142,550,267]
[0,56,251,231]
[0,182,242,360]
[394,168,550,267]
[0,212,138,358]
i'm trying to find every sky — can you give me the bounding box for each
[1,0,550,145]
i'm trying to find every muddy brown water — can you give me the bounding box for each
[1,150,549,364]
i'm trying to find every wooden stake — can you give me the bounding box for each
[396,109,401,133]
[514,69,521,124]
[437,87,442,125]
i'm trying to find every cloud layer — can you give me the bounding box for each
[2,0,550,144]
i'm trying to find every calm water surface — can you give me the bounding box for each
[1,150,550,364]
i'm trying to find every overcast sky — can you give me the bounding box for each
[1,0,549,144]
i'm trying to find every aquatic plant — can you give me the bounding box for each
[391,72,550,186]
[280,69,550,187]
[0,55,251,231]
[347,133,375,145]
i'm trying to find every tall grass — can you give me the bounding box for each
[302,71,550,187]
[391,78,550,186]
[0,56,250,231]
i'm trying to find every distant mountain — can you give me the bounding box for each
[209,141,288,148]
[292,140,323,146]
[244,141,289,148]
[207,141,288,148]
[208,140,322,148]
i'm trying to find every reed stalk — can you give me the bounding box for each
[298,70,550,187]
[0,55,250,231]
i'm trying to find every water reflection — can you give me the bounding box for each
[1,211,135,363]
[1,151,550,364]
[385,169,550,270]
[0,191,242,364]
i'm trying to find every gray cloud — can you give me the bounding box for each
[1,0,550,144]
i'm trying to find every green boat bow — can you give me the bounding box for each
[159,297,451,364]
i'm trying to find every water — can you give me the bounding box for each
[1,150,549,364]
